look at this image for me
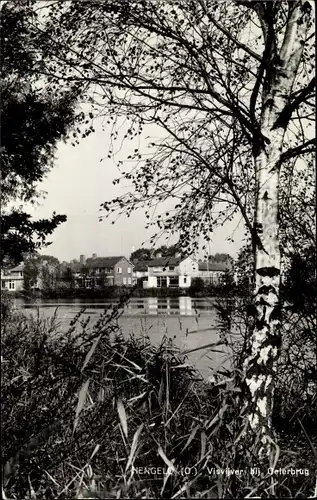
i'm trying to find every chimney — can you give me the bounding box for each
[156,252,162,258]
[92,253,97,259]
[80,254,86,266]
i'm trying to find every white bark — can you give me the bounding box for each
[243,1,313,458]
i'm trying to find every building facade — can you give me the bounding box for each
[198,261,232,284]
[1,264,24,292]
[140,256,199,289]
[76,255,134,288]
[134,257,232,288]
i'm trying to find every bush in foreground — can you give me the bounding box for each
[1,299,316,499]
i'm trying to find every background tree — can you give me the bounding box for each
[23,254,60,291]
[130,248,153,262]
[208,253,233,264]
[282,245,316,316]
[153,244,181,258]
[23,256,40,291]
[130,244,181,261]
[0,1,83,267]
[33,0,315,457]
[188,276,206,297]
[60,266,75,290]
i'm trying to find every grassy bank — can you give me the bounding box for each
[13,283,235,300]
[1,294,316,499]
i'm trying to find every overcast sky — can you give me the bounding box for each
[27,121,245,263]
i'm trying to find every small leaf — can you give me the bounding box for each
[181,424,200,453]
[73,379,90,434]
[128,391,147,403]
[158,446,176,473]
[117,399,128,439]
[200,431,207,462]
[90,444,100,460]
[183,341,224,355]
[82,334,101,371]
[126,424,144,472]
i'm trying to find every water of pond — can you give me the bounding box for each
[14,296,232,379]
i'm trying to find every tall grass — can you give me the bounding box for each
[1,291,316,499]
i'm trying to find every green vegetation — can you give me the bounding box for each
[2,289,316,499]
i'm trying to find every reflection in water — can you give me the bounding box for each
[145,297,193,315]
[14,296,228,379]
[17,297,216,316]
[124,297,214,316]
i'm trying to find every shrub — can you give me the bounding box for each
[188,277,206,296]
[2,295,316,498]
[0,289,14,323]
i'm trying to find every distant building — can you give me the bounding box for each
[137,256,199,289]
[75,255,134,288]
[133,260,150,284]
[1,264,24,292]
[198,261,232,284]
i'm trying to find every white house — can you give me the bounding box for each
[133,260,149,284]
[1,264,24,292]
[140,256,199,289]
[198,261,232,284]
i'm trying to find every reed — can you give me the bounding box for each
[1,294,316,499]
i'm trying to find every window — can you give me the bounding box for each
[157,277,167,288]
[183,277,187,285]
[128,277,132,285]
[1,281,6,289]
[123,277,127,285]
[116,267,122,273]
[169,266,175,271]
[8,281,15,290]
[169,277,178,287]
[127,267,132,273]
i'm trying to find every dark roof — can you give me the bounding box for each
[148,257,183,267]
[86,256,130,268]
[198,261,231,272]
[134,260,151,271]
[134,256,184,271]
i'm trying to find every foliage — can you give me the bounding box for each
[34,0,315,255]
[2,0,315,476]
[279,156,316,258]
[0,1,82,266]
[0,290,14,324]
[130,247,153,262]
[188,277,206,296]
[2,303,316,499]
[23,254,61,292]
[1,211,66,269]
[153,244,181,258]
[208,253,233,263]
[282,245,316,315]
[214,282,317,439]
[217,270,236,293]
[60,266,75,289]
[130,244,181,261]
[23,257,39,291]
[31,5,315,449]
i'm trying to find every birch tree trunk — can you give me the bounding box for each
[243,1,313,459]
